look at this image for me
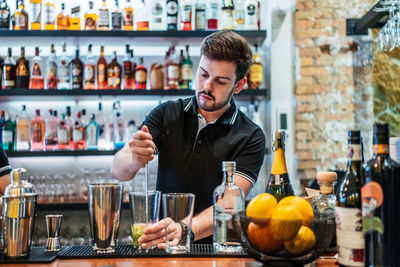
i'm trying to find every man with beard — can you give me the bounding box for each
[111,30,266,248]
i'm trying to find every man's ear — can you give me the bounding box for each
[233,77,247,94]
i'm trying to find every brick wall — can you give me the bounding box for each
[294,0,375,186]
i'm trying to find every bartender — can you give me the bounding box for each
[0,147,12,195]
[111,30,266,249]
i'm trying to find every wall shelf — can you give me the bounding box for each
[5,150,118,157]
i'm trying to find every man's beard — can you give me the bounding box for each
[196,86,235,112]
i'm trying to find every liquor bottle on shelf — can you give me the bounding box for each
[73,111,86,150]
[0,0,11,30]
[122,0,133,31]
[136,0,149,31]
[206,0,218,30]
[31,109,45,151]
[244,0,258,30]
[96,102,107,150]
[57,2,69,30]
[15,46,29,88]
[166,0,178,30]
[180,0,192,31]
[135,57,147,89]
[13,0,28,30]
[97,46,108,89]
[213,161,244,253]
[98,0,110,31]
[336,130,364,267]
[57,113,69,150]
[70,48,83,89]
[113,101,124,150]
[111,0,122,30]
[265,130,294,201]
[180,44,192,89]
[107,51,122,89]
[123,44,134,89]
[81,109,88,128]
[1,111,16,151]
[84,0,97,30]
[195,0,206,30]
[69,0,81,30]
[234,0,245,30]
[66,106,74,149]
[16,105,30,151]
[2,48,15,89]
[29,0,41,30]
[57,43,70,90]
[86,113,99,150]
[83,44,96,89]
[167,47,179,89]
[363,124,400,266]
[150,0,165,31]
[220,0,234,30]
[45,109,58,150]
[47,43,58,90]
[248,43,263,89]
[178,49,184,86]
[29,47,44,90]
[43,0,55,30]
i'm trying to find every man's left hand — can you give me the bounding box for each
[138,217,182,250]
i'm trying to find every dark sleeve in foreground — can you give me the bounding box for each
[234,128,266,185]
[142,102,167,152]
[0,147,12,177]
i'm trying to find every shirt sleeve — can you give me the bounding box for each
[0,147,12,177]
[234,128,266,186]
[142,102,168,153]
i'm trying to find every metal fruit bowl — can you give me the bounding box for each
[233,211,335,266]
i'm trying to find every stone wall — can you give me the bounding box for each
[294,0,375,186]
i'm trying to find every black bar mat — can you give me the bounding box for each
[0,247,58,264]
[59,244,249,259]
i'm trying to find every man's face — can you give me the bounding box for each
[195,56,242,112]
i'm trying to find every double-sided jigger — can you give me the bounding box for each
[45,214,63,251]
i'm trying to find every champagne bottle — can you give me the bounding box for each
[265,130,294,201]
[362,124,400,267]
[335,130,364,267]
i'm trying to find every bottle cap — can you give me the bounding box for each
[222,161,236,172]
[316,171,337,194]
[373,123,390,145]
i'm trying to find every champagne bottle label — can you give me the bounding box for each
[30,2,41,24]
[2,130,12,143]
[335,207,365,266]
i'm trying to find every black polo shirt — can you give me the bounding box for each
[0,147,11,177]
[143,96,266,215]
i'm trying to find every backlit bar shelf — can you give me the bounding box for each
[5,150,118,157]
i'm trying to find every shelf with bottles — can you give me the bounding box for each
[5,150,118,157]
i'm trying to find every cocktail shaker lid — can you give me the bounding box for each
[4,168,35,197]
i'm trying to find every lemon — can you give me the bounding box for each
[284,226,316,255]
[246,193,277,224]
[269,205,303,241]
[278,196,314,226]
[247,221,283,254]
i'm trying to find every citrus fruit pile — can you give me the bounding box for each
[246,193,316,256]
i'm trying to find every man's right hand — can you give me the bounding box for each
[128,125,156,168]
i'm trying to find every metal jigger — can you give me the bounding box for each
[45,215,63,251]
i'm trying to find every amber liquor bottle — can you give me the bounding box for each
[83,44,96,89]
[97,46,108,89]
[107,51,122,89]
[123,45,134,89]
[15,46,29,88]
[0,0,11,29]
[13,0,28,30]
[2,48,15,89]
[70,48,83,89]
[135,57,147,89]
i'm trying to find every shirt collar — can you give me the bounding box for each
[184,96,238,125]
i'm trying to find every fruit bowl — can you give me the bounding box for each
[233,211,336,266]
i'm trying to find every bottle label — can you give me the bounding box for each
[335,207,365,266]
[32,62,42,76]
[221,10,234,30]
[73,129,83,142]
[47,61,58,89]
[59,61,70,83]
[16,61,29,77]
[98,10,109,27]
[98,64,106,83]
[195,10,205,29]
[361,181,384,233]
[85,16,97,30]
[87,124,97,146]
[181,5,192,23]
[15,14,27,28]
[137,21,149,30]
[32,123,43,142]
[107,65,121,88]
[17,122,29,142]
[249,64,263,83]
[4,79,15,87]
[181,64,192,80]
[168,65,179,79]
[246,4,257,25]
[0,10,10,27]
[122,10,133,26]
[84,64,95,84]
[31,3,41,24]
[135,70,147,83]
[348,144,362,161]
[58,128,68,144]
[235,10,245,25]
[111,12,122,29]
[152,2,163,16]
[208,3,218,18]
[71,63,82,88]
[372,144,389,154]
[2,130,12,143]
[44,4,55,25]
[166,1,178,24]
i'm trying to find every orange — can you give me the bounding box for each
[284,226,316,255]
[278,196,314,226]
[246,193,278,224]
[269,205,303,241]
[247,221,283,254]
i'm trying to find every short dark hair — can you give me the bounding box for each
[200,30,253,83]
